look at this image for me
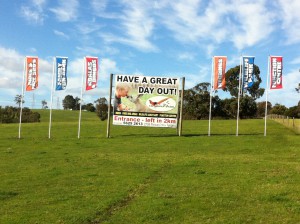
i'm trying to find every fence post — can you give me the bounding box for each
[293,117,295,128]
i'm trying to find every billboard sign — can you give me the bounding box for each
[113,75,180,128]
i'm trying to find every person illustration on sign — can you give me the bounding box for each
[114,83,131,111]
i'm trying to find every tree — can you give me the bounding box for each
[256,101,272,118]
[295,83,300,93]
[239,95,257,118]
[0,106,40,123]
[95,97,108,121]
[41,100,48,109]
[14,95,24,108]
[270,103,287,115]
[82,103,96,112]
[219,98,238,118]
[183,82,211,119]
[74,97,81,110]
[285,106,300,118]
[224,64,264,99]
[62,95,76,110]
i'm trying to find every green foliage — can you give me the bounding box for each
[95,97,109,121]
[224,64,265,99]
[62,95,78,110]
[270,103,287,115]
[0,106,40,123]
[183,82,211,119]
[0,113,300,223]
[183,83,258,119]
[256,101,272,118]
[62,95,75,110]
[82,103,96,112]
[239,95,257,118]
[41,100,48,109]
[14,94,24,108]
[285,105,300,118]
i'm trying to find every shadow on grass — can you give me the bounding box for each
[108,132,265,138]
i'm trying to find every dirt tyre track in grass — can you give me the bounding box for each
[86,162,170,224]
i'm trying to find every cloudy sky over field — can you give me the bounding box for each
[0,0,300,108]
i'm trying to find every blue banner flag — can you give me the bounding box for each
[55,57,68,90]
[242,56,255,92]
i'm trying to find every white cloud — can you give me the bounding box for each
[99,1,158,52]
[230,0,275,49]
[0,47,25,89]
[99,58,120,80]
[50,0,79,22]
[20,0,47,25]
[278,0,300,44]
[0,46,53,107]
[290,57,300,65]
[177,52,195,61]
[267,70,300,107]
[75,46,101,56]
[90,0,115,19]
[53,30,69,39]
[159,0,275,51]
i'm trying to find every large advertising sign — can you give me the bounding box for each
[113,75,180,128]
[25,56,38,91]
[270,56,283,89]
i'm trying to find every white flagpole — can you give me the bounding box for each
[236,56,242,136]
[49,57,55,139]
[78,57,85,139]
[264,56,270,136]
[208,57,214,136]
[18,57,26,139]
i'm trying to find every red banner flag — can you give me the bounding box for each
[85,57,98,91]
[270,56,283,89]
[25,56,38,91]
[213,56,226,90]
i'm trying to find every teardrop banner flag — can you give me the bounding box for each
[270,56,283,89]
[25,56,39,91]
[85,57,98,91]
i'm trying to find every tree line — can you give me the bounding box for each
[5,64,300,123]
[62,95,109,121]
[183,65,300,119]
[183,82,300,119]
[0,106,40,123]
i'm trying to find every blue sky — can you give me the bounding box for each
[0,0,300,109]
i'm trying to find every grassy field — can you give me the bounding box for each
[1,110,300,223]
[272,117,300,134]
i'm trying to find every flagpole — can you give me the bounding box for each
[264,56,270,136]
[48,57,55,138]
[208,57,214,136]
[18,57,26,139]
[78,57,85,139]
[236,56,242,136]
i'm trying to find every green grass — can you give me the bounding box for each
[1,110,300,223]
[272,117,300,134]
